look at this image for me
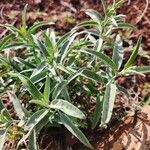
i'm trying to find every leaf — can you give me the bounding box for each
[13,57,35,68]
[50,99,85,119]
[76,20,98,28]
[0,100,12,121]
[129,66,150,73]
[124,37,142,69]
[120,66,150,76]
[3,43,35,51]
[92,95,103,129]
[80,49,117,70]
[25,109,49,131]
[22,4,28,31]
[8,92,30,120]
[81,69,104,83]
[59,32,78,64]
[28,22,54,34]
[37,39,50,58]
[30,100,48,108]
[44,75,51,103]
[115,23,135,29]
[0,34,13,50]
[116,84,129,98]
[60,112,93,149]
[30,61,47,78]
[28,130,37,150]
[101,83,117,126]
[0,24,20,34]
[88,38,103,65]
[43,32,54,55]
[56,32,72,48]
[10,73,44,100]
[0,129,7,150]
[35,112,52,132]
[52,69,84,99]
[112,34,124,70]
[30,69,48,84]
[84,9,103,24]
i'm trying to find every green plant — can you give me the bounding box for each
[0,1,150,149]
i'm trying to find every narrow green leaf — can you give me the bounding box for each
[28,130,37,150]
[0,34,13,50]
[10,73,44,100]
[112,34,124,70]
[30,61,47,78]
[101,83,117,126]
[43,32,54,55]
[28,22,54,34]
[59,33,78,64]
[22,4,28,30]
[37,40,50,58]
[13,57,35,68]
[50,99,85,119]
[60,112,93,149]
[84,9,103,24]
[44,75,51,103]
[81,69,104,83]
[35,112,52,132]
[0,100,12,121]
[25,109,49,131]
[124,37,142,69]
[92,95,103,129]
[129,66,150,74]
[0,129,7,150]
[80,49,117,70]
[0,24,20,34]
[3,43,35,51]
[116,84,129,98]
[30,69,48,84]
[30,100,48,108]
[8,92,29,120]
[115,23,135,29]
[56,32,72,48]
[52,69,84,99]
[76,20,98,28]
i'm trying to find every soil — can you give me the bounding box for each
[0,0,150,149]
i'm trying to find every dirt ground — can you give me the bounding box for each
[0,0,150,149]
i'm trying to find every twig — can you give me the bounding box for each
[134,5,150,25]
[61,1,77,13]
[134,0,149,24]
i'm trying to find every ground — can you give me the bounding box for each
[0,0,150,149]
